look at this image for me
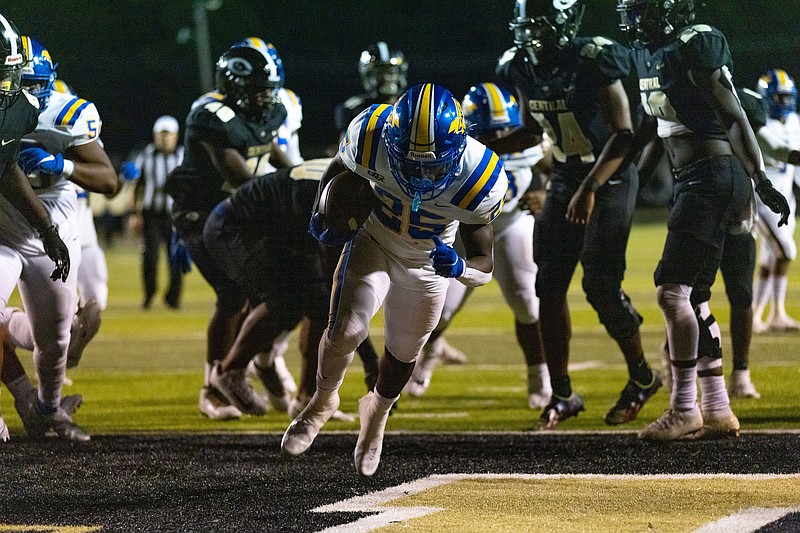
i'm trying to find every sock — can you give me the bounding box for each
[6,374,35,401]
[373,390,398,411]
[527,364,551,394]
[752,274,772,320]
[628,356,654,386]
[773,275,789,318]
[658,284,698,411]
[316,333,356,391]
[695,302,729,414]
[550,374,572,398]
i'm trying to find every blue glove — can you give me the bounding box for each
[429,235,465,278]
[169,231,192,274]
[120,161,141,181]
[19,147,64,176]
[308,212,357,246]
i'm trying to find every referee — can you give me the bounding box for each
[129,115,185,309]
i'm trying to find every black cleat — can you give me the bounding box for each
[538,393,585,430]
[604,371,662,425]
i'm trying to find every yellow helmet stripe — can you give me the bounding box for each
[482,83,506,120]
[21,36,31,61]
[411,83,434,151]
[777,69,788,87]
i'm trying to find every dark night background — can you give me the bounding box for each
[5,1,800,162]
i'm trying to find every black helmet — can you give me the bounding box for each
[509,0,585,58]
[0,13,25,97]
[358,42,408,98]
[215,45,282,119]
[617,0,699,48]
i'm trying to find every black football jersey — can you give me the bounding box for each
[227,160,328,277]
[737,87,768,132]
[334,93,388,135]
[496,37,631,177]
[630,25,733,140]
[165,96,287,213]
[0,91,39,173]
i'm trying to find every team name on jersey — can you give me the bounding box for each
[247,144,272,157]
[640,77,662,91]
[528,99,568,112]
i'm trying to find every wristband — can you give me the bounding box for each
[61,159,75,178]
[582,176,600,192]
[457,266,492,287]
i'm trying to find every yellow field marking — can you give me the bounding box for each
[313,474,800,533]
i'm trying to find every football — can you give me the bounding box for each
[318,170,376,234]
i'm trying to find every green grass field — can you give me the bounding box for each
[3,209,799,435]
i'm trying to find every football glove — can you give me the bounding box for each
[169,231,192,274]
[754,173,790,226]
[120,161,141,181]
[19,147,65,176]
[38,223,70,282]
[308,212,357,246]
[429,235,465,278]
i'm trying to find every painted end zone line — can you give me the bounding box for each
[312,473,800,533]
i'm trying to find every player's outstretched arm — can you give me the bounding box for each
[66,140,119,196]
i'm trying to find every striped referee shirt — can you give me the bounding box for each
[134,144,184,213]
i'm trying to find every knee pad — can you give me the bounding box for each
[656,284,692,318]
[585,290,642,340]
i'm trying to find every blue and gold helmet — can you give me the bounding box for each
[462,83,521,137]
[383,83,467,205]
[757,69,797,120]
[20,36,57,108]
[232,37,285,88]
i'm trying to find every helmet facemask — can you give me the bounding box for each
[617,0,698,49]
[509,0,585,62]
[359,42,408,98]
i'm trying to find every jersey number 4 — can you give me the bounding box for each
[532,112,595,164]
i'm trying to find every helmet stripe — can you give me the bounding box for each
[376,41,390,62]
[482,83,507,121]
[777,69,787,88]
[0,15,17,59]
[411,83,434,151]
[21,36,30,62]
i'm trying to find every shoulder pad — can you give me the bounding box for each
[580,36,630,80]
[497,46,520,67]
[343,94,368,111]
[676,24,717,43]
[196,100,237,123]
[54,96,95,129]
[676,25,731,72]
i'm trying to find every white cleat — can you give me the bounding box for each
[281,390,340,458]
[67,299,102,369]
[272,354,298,395]
[752,318,768,334]
[288,395,354,422]
[436,337,468,365]
[198,386,242,420]
[696,408,740,439]
[353,392,393,477]
[638,407,703,441]
[210,363,267,416]
[728,369,761,399]
[247,360,291,412]
[404,376,431,398]
[0,415,8,443]
[767,315,800,333]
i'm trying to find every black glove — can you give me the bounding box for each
[38,223,70,282]
[754,172,790,227]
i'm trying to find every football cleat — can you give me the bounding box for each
[67,299,102,369]
[21,400,90,442]
[287,394,355,423]
[0,414,8,443]
[248,360,291,412]
[752,317,768,334]
[61,394,83,416]
[198,386,242,420]
[281,389,340,458]
[353,392,393,477]
[210,363,267,416]
[604,371,662,425]
[695,409,740,440]
[637,407,703,441]
[272,354,298,395]
[404,376,431,398]
[766,315,800,333]
[435,337,469,365]
[728,369,761,399]
[538,393,585,430]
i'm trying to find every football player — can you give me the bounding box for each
[617,0,789,440]
[405,83,551,409]
[751,69,800,334]
[494,0,659,429]
[165,44,291,420]
[204,159,352,422]
[0,35,118,442]
[282,83,508,477]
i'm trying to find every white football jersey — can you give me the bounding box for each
[339,104,508,263]
[490,146,543,235]
[762,113,800,194]
[0,90,98,251]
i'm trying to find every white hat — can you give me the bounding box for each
[153,115,179,133]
